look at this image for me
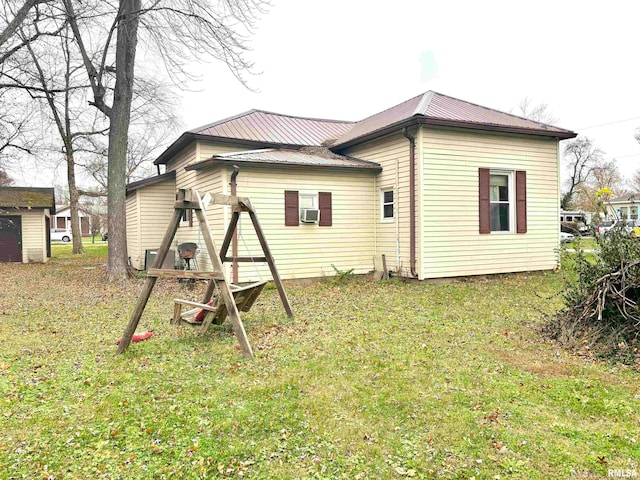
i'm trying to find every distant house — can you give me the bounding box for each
[0,187,55,263]
[607,194,640,220]
[51,205,94,236]
[126,91,577,280]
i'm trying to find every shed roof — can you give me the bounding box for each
[331,91,577,148]
[0,187,55,214]
[186,147,382,173]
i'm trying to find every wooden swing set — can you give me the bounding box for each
[116,188,293,358]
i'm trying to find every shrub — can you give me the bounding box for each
[545,223,640,366]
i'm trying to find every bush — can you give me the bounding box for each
[545,223,640,366]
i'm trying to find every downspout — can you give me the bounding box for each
[402,127,418,278]
[230,165,240,284]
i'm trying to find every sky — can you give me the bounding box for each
[10,0,640,187]
[180,0,640,178]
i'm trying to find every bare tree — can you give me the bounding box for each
[573,159,623,212]
[2,0,266,281]
[561,137,605,210]
[0,167,14,186]
[514,97,559,125]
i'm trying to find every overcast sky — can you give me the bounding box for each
[12,0,640,187]
[180,0,640,178]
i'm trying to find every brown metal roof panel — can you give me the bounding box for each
[186,147,381,172]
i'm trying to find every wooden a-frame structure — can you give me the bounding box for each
[116,189,293,358]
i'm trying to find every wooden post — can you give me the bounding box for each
[246,206,293,318]
[117,208,184,354]
[194,191,254,359]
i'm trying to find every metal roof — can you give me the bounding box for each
[331,91,577,147]
[190,110,354,146]
[186,147,382,173]
[126,171,176,196]
[0,187,56,213]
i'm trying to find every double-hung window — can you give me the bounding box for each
[479,168,526,234]
[489,172,512,232]
[381,189,394,222]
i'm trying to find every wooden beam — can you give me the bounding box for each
[194,191,254,358]
[117,208,184,354]
[209,193,251,208]
[220,211,240,261]
[146,269,224,280]
[223,256,267,263]
[174,298,218,311]
[174,201,200,210]
[247,209,293,318]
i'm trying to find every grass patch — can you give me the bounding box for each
[0,252,638,478]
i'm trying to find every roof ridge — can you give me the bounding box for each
[250,109,355,124]
[189,109,259,133]
[191,110,354,133]
[353,92,427,123]
[426,91,570,132]
[413,91,435,115]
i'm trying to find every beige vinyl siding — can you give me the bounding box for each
[21,210,47,263]
[126,180,176,270]
[167,141,252,272]
[138,180,177,269]
[421,126,560,278]
[227,166,375,281]
[173,166,226,272]
[126,193,141,268]
[342,132,414,276]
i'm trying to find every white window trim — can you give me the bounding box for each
[380,188,394,223]
[298,192,318,210]
[298,192,318,225]
[490,170,515,234]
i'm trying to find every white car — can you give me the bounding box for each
[560,231,574,243]
[50,228,72,242]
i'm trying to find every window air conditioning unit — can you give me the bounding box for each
[300,208,319,223]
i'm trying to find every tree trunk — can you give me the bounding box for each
[106,0,141,282]
[67,149,84,254]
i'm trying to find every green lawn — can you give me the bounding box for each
[0,248,637,478]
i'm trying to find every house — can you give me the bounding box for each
[0,187,56,263]
[126,91,577,281]
[607,194,640,221]
[50,205,96,236]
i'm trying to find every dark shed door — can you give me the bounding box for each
[0,215,22,262]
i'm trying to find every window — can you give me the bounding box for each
[632,206,638,220]
[284,190,332,227]
[490,173,511,232]
[620,206,629,219]
[381,189,394,221]
[299,193,317,210]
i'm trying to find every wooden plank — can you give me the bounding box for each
[222,256,267,263]
[209,193,251,208]
[117,208,184,354]
[247,209,294,318]
[194,191,254,358]
[173,298,218,311]
[174,201,200,210]
[146,268,224,280]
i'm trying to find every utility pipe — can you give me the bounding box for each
[402,128,419,278]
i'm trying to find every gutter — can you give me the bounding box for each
[402,127,419,278]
